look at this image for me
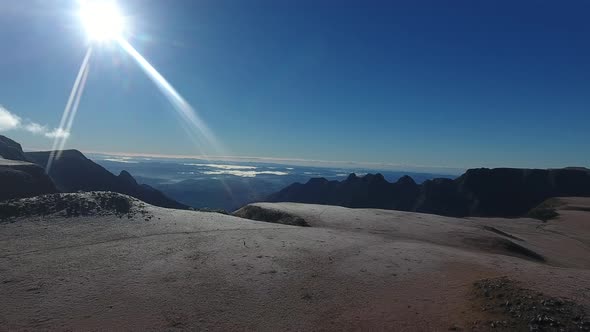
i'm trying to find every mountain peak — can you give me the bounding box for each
[363,173,385,182]
[346,173,358,181]
[396,175,416,186]
[54,149,87,160]
[118,170,138,186]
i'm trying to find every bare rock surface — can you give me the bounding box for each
[1,196,589,331]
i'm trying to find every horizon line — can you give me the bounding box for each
[76,149,466,175]
[21,146,586,175]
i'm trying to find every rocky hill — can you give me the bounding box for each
[268,167,590,217]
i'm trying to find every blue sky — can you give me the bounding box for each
[0,0,589,171]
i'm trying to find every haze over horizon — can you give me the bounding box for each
[1,0,589,171]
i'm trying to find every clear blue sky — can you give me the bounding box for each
[0,0,589,170]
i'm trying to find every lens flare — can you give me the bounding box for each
[46,47,93,172]
[56,57,90,157]
[49,2,224,172]
[117,38,224,155]
[79,0,125,42]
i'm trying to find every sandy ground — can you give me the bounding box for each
[1,196,589,331]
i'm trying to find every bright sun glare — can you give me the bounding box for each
[79,0,125,42]
[47,0,220,172]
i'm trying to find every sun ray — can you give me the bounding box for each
[56,57,91,157]
[117,38,224,156]
[47,2,225,174]
[46,47,93,172]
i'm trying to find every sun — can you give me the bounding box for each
[79,0,126,42]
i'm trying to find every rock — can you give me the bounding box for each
[473,277,587,331]
[233,205,309,227]
[0,192,149,220]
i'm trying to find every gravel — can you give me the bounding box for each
[473,277,589,331]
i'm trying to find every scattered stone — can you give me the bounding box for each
[473,277,588,331]
[0,191,151,220]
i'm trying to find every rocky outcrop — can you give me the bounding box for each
[0,192,152,220]
[233,205,309,226]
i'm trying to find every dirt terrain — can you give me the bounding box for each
[1,194,589,331]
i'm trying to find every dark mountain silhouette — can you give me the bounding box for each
[153,177,283,212]
[0,136,57,200]
[268,167,590,217]
[0,135,28,161]
[0,160,57,201]
[25,150,188,209]
[0,135,186,209]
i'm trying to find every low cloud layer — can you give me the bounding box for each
[184,163,257,170]
[0,105,69,139]
[202,170,289,177]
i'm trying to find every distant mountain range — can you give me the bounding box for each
[268,168,590,217]
[94,156,453,211]
[4,134,590,219]
[0,135,186,209]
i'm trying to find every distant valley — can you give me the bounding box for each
[92,154,454,211]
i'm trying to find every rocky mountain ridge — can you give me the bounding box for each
[268,167,590,217]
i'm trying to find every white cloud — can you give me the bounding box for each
[202,170,289,178]
[24,122,47,134]
[0,106,21,131]
[0,105,70,139]
[103,158,139,164]
[304,172,320,175]
[44,128,70,139]
[184,163,257,170]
